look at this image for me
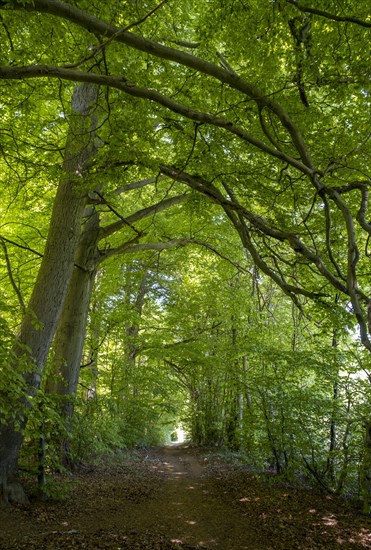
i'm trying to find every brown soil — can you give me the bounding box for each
[0,445,371,549]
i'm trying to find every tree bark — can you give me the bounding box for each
[47,210,100,465]
[0,83,99,501]
[361,421,371,514]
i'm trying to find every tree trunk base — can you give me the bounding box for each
[1,479,29,506]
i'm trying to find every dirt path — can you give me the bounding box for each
[127,445,254,548]
[0,445,371,549]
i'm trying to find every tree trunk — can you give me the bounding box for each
[361,420,371,514]
[335,395,351,494]
[0,83,99,501]
[47,210,100,466]
[123,271,149,379]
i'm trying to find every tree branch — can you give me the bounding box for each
[0,235,43,258]
[98,237,190,263]
[1,0,315,169]
[159,164,369,305]
[322,195,346,281]
[123,0,169,33]
[0,64,314,178]
[61,0,169,70]
[190,238,250,274]
[113,176,164,196]
[98,193,187,240]
[94,190,142,236]
[0,236,26,311]
[167,39,200,49]
[286,0,371,28]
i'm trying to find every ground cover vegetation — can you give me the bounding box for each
[0,0,370,516]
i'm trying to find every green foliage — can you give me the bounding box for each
[18,390,66,482]
[71,397,127,460]
[37,475,75,501]
[0,324,34,428]
[0,0,370,509]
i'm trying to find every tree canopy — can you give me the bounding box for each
[0,0,370,509]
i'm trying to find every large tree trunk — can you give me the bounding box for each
[47,210,100,465]
[0,83,99,502]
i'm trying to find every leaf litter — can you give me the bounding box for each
[0,445,370,549]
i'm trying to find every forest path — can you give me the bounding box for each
[125,445,253,548]
[1,444,371,549]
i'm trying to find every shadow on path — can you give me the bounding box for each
[0,445,370,549]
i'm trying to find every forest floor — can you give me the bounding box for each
[0,444,371,549]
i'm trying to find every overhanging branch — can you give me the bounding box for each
[1,0,315,168]
[286,0,371,28]
[159,164,368,303]
[0,65,313,178]
[98,193,188,241]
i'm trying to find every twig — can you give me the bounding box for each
[0,236,25,311]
